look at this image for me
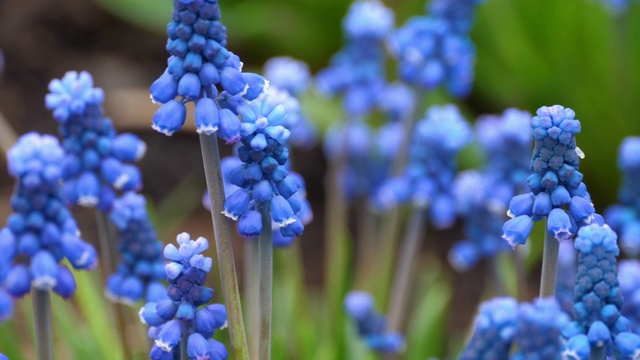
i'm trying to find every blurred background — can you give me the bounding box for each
[0,0,639,358]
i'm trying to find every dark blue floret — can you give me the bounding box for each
[460,297,518,359]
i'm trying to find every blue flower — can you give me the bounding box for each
[605,137,640,257]
[427,0,485,33]
[618,260,640,333]
[460,297,518,359]
[0,288,13,323]
[138,233,228,360]
[263,57,310,96]
[316,1,392,116]
[1,133,97,299]
[388,6,478,97]
[564,224,636,356]
[503,105,593,246]
[150,0,260,138]
[376,105,471,230]
[512,297,569,359]
[220,95,305,239]
[45,71,145,211]
[105,192,167,305]
[344,291,404,354]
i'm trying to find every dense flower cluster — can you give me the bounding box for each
[316,0,394,116]
[562,224,640,357]
[45,71,146,211]
[221,95,304,238]
[105,192,167,304]
[1,133,97,300]
[460,297,518,359]
[263,57,310,97]
[344,291,404,354]
[150,0,268,139]
[556,240,577,315]
[388,0,483,97]
[204,157,312,247]
[513,298,569,359]
[374,105,472,229]
[503,105,595,248]
[605,137,640,257]
[618,260,640,333]
[139,233,228,360]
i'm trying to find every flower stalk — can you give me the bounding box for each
[539,229,559,298]
[258,204,273,360]
[33,289,53,360]
[199,133,249,360]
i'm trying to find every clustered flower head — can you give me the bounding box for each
[344,291,404,354]
[221,95,304,239]
[460,297,518,359]
[562,224,640,357]
[263,56,310,97]
[618,260,640,333]
[150,0,269,139]
[139,233,228,360]
[315,0,394,116]
[605,137,640,256]
[503,105,595,248]
[45,71,146,212]
[388,0,482,97]
[1,133,97,300]
[513,298,569,359]
[374,104,472,229]
[204,157,312,247]
[106,192,167,305]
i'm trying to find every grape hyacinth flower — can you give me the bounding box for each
[263,57,310,97]
[618,260,640,333]
[344,291,404,354]
[375,104,472,229]
[45,71,145,211]
[512,297,570,359]
[265,86,317,151]
[204,157,312,247]
[1,133,97,298]
[460,297,518,359]
[105,192,167,304]
[556,239,577,315]
[388,0,483,97]
[449,171,511,271]
[605,137,640,257]
[139,233,228,360]
[316,0,394,116]
[148,0,272,139]
[562,224,640,356]
[221,95,304,238]
[503,105,594,248]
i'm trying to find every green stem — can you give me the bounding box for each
[258,204,273,360]
[245,239,259,360]
[386,209,425,332]
[95,211,115,282]
[355,201,377,284]
[539,229,559,298]
[199,133,249,360]
[33,289,54,360]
